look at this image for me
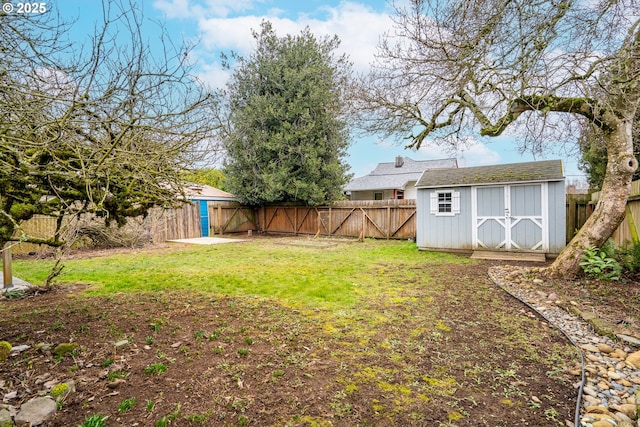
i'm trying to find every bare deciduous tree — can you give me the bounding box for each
[355,0,640,277]
[0,2,218,280]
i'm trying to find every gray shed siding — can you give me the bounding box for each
[417,181,566,254]
[416,187,473,249]
[547,181,566,253]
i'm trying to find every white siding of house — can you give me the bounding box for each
[349,183,418,201]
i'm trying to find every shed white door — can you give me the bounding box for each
[472,184,548,252]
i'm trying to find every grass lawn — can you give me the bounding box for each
[14,238,463,309]
[5,237,578,426]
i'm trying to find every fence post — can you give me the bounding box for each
[2,244,12,288]
[386,205,391,239]
[626,204,639,245]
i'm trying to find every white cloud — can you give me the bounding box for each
[156,1,393,89]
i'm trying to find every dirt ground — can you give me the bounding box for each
[3,242,638,426]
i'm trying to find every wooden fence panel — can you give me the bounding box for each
[209,202,257,235]
[566,194,592,243]
[11,215,58,255]
[251,200,417,240]
[148,203,201,242]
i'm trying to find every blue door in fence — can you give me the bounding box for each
[199,200,209,237]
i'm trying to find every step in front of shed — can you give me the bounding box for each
[470,250,546,262]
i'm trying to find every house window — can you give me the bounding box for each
[374,192,383,200]
[430,190,460,216]
[395,190,404,200]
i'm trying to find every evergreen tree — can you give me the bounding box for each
[216,21,352,206]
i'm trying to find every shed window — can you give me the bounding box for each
[430,190,460,216]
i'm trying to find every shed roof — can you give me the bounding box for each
[344,157,458,191]
[184,184,236,201]
[415,159,564,188]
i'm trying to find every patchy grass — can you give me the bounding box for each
[14,239,465,309]
[5,238,579,426]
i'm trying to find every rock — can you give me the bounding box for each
[533,278,544,285]
[613,411,634,423]
[598,343,614,354]
[34,343,52,352]
[0,408,11,427]
[586,406,613,415]
[107,378,127,389]
[591,419,616,427]
[582,344,600,353]
[114,340,129,350]
[607,371,622,380]
[617,334,640,347]
[587,354,601,362]
[597,381,611,390]
[583,385,599,397]
[612,349,628,360]
[547,292,558,301]
[14,396,56,426]
[609,403,637,419]
[583,395,601,405]
[9,344,30,355]
[3,391,17,402]
[625,350,640,367]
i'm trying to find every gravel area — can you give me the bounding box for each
[489,265,640,427]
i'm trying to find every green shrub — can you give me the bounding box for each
[580,246,622,281]
[615,243,640,273]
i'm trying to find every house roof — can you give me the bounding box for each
[344,157,458,191]
[184,184,236,201]
[415,159,564,188]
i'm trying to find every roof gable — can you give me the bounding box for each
[415,160,564,188]
[370,157,458,175]
[184,184,236,200]
[345,157,458,191]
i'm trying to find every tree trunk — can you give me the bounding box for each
[549,119,638,277]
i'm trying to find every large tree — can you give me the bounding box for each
[215,21,352,206]
[355,0,640,277]
[0,3,216,261]
[579,111,640,190]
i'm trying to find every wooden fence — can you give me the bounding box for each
[10,204,202,255]
[11,194,602,254]
[566,194,593,243]
[591,180,640,248]
[206,199,417,240]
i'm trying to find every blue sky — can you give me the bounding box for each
[54,0,585,182]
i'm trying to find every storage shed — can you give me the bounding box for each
[415,160,565,257]
[184,184,236,237]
